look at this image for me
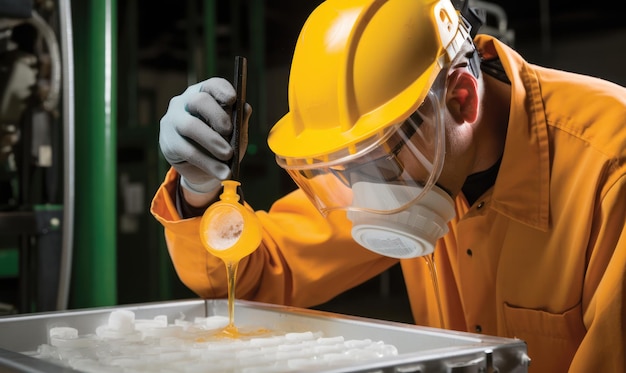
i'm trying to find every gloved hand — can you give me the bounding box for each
[159,77,252,200]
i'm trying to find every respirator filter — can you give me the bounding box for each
[347,182,455,258]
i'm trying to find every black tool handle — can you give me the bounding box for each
[230,56,247,181]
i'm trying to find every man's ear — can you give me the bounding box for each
[446,70,479,124]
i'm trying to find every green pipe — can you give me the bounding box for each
[186,0,198,83]
[203,0,217,77]
[250,0,266,134]
[230,0,241,55]
[71,0,117,308]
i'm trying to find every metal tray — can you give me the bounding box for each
[0,299,528,372]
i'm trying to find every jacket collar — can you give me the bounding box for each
[474,35,551,231]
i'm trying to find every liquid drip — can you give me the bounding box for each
[424,253,445,329]
[194,259,273,341]
[195,326,273,342]
[226,260,238,329]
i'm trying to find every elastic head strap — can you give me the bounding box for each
[449,0,484,79]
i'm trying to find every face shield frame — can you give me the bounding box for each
[275,66,451,218]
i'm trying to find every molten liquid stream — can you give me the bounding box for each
[194,254,270,341]
[206,256,270,339]
[227,261,237,327]
[221,259,242,337]
[424,253,445,329]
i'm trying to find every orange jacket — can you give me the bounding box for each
[151,35,626,372]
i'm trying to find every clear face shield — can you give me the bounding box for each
[276,71,456,258]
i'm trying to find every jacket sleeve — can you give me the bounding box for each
[150,168,398,308]
[570,173,626,372]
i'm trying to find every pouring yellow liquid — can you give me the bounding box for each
[199,180,266,338]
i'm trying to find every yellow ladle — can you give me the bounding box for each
[199,179,262,336]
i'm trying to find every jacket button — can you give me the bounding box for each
[466,249,473,257]
[475,325,482,333]
[477,201,485,209]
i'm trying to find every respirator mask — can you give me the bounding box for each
[276,72,455,258]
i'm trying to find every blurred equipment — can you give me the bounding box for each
[469,0,515,45]
[0,0,74,314]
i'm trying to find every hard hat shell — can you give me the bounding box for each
[268,0,464,159]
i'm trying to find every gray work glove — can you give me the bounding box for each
[159,77,251,196]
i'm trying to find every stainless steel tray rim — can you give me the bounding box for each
[0,299,528,373]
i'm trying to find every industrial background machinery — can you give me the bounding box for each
[0,0,73,314]
[0,0,624,324]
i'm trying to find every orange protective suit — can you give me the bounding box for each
[151,35,626,372]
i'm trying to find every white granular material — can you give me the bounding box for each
[206,210,244,250]
[106,309,135,332]
[49,327,78,339]
[30,310,398,372]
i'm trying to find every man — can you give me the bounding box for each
[151,0,626,371]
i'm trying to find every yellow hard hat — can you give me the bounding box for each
[268,0,469,159]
